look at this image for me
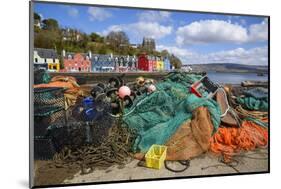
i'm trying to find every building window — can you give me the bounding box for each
[35,58,38,63]
[45,58,47,63]
[53,58,55,63]
[53,65,57,70]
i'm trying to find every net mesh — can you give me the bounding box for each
[123,72,221,153]
[34,87,65,113]
[34,136,57,160]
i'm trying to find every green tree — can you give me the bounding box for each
[160,49,170,58]
[106,31,129,53]
[42,19,59,31]
[169,54,182,69]
[34,12,41,21]
[34,30,61,49]
[90,32,103,43]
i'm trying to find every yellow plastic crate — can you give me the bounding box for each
[145,145,167,169]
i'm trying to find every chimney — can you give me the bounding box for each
[88,50,92,59]
[62,49,66,57]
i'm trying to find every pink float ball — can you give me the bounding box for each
[147,84,156,93]
[118,86,131,99]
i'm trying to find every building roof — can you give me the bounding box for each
[34,48,59,59]
[63,51,90,59]
[91,54,137,67]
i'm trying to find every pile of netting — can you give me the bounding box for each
[209,85,269,162]
[210,120,268,162]
[236,87,268,111]
[123,72,221,153]
[50,123,136,173]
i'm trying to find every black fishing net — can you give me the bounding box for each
[34,69,51,85]
[34,136,57,160]
[34,87,65,111]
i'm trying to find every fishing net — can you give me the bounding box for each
[34,87,66,138]
[166,107,214,160]
[236,87,268,111]
[123,72,221,153]
[237,96,268,111]
[210,120,268,162]
[34,76,83,109]
[34,107,65,137]
[51,123,136,173]
[34,87,65,111]
[34,136,57,160]
[34,69,51,85]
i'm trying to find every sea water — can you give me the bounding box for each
[207,72,268,84]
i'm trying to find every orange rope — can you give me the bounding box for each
[210,120,268,162]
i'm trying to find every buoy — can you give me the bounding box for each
[118,86,131,99]
[147,84,156,93]
[136,77,145,86]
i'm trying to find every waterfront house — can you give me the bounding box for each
[62,51,91,72]
[91,54,137,72]
[91,54,115,72]
[116,55,138,72]
[164,57,171,71]
[156,57,164,71]
[137,54,153,72]
[34,48,60,72]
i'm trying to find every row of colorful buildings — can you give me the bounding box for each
[33,48,173,72]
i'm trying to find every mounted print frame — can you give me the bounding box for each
[29,0,270,188]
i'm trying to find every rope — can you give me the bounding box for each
[210,120,268,162]
[164,160,190,173]
[51,124,136,173]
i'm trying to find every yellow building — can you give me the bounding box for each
[156,60,164,71]
[34,48,60,72]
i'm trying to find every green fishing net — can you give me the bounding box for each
[237,87,268,111]
[123,72,221,153]
[237,96,268,111]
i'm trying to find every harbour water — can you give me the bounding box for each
[207,72,268,84]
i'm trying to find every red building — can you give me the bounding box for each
[138,54,154,71]
[62,53,91,72]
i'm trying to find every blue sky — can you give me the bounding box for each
[34,2,268,65]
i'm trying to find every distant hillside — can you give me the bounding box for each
[184,63,268,73]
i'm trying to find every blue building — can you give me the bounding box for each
[91,54,116,72]
[164,57,171,71]
[91,54,138,72]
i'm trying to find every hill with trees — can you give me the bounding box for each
[33,13,182,69]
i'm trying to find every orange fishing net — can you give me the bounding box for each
[210,120,268,162]
[34,76,80,90]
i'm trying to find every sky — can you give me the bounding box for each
[34,2,269,66]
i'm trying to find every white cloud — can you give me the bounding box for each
[176,20,248,45]
[88,7,112,21]
[248,19,268,42]
[67,7,79,18]
[39,13,44,20]
[156,45,268,65]
[157,45,194,57]
[176,19,268,45]
[138,11,171,22]
[129,22,172,39]
[102,22,172,39]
